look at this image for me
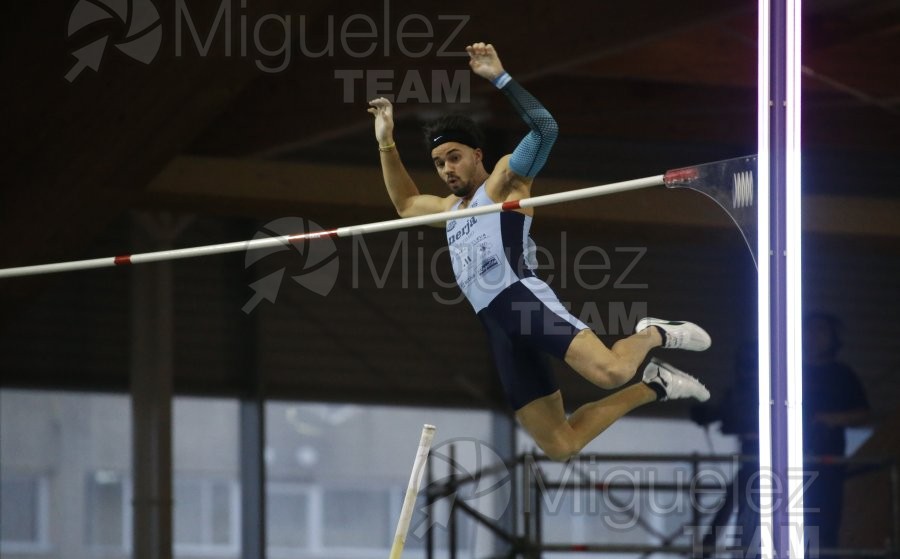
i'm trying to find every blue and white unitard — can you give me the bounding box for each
[446,184,589,410]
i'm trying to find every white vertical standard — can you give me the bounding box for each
[389,424,437,559]
[756,0,775,547]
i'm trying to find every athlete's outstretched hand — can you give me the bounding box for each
[367,97,395,146]
[466,42,505,82]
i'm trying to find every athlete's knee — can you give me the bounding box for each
[584,360,633,389]
[537,436,579,462]
[567,334,635,389]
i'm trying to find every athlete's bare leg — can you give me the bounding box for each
[515,386,657,462]
[563,328,661,389]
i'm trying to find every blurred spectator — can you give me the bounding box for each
[692,313,870,558]
[802,312,870,556]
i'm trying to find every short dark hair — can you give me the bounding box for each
[422,114,485,154]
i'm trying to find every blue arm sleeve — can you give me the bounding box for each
[497,76,559,178]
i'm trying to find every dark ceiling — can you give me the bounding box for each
[2,0,898,415]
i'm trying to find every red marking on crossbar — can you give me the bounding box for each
[501,200,521,211]
[114,255,132,266]
[664,167,700,185]
[287,229,338,243]
[571,545,588,552]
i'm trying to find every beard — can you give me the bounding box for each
[449,178,474,198]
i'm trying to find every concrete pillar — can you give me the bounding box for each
[489,411,517,557]
[239,220,266,559]
[130,213,190,559]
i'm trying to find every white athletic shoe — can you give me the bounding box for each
[636,317,712,351]
[642,357,710,402]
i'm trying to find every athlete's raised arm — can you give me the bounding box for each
[368,97,452,218]
[467,43,559,195]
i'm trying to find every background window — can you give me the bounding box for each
[173,396,241,557]
[0,473,49,552]
[173,477,240,555]
[322,488,391,548]
[265,402,494,557]
[85,470,130,550]
[266,483,312,552]
[1,389,131,558]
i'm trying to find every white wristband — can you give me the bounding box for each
[492,72,512,89]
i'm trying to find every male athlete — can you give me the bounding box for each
[368,43,712,461]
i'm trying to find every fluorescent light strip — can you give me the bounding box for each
[786,0,805,555]
[757,0,775,557]
[759,0,805,556]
